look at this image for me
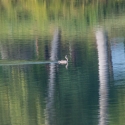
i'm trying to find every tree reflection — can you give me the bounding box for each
[96,29,109,125]
[45,28,60,125]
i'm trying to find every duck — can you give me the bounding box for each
[58,55,68,64]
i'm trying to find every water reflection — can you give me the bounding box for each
[96,29,109,125]
[0,0,125,124]
[0,41,35,60]
[45,29,60,125]
[110,37,125,85]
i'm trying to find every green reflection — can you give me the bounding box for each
[0,0,125,39]
[0,0,124,125]
[0,65,47,125]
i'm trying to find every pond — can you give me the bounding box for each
[0,0,125,125]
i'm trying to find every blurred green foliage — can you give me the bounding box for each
[0,0,125,39]
[0,1,124,125]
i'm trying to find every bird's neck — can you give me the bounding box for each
[66,57,68,62]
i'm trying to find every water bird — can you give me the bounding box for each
[58,55,68,64]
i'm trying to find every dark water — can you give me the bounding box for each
[0,1,125,125]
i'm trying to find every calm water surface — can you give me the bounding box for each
[0,1,125,125]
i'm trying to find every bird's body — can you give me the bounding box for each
[58,60,67,64]
[58,55,68,64]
